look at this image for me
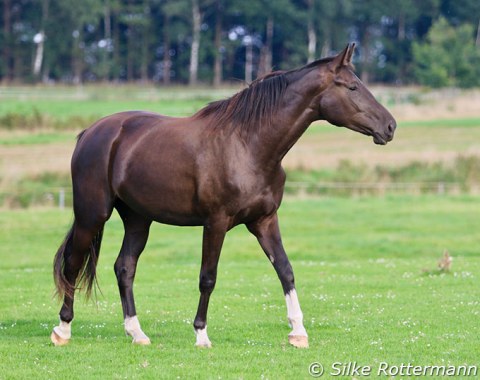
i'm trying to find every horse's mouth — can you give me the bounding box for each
[373,128,395,145]
[373,134,387,145]
[351,125,388,145]
[347,123,391,145]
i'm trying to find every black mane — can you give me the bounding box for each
[195,71,290,138]
[194,57,338,138]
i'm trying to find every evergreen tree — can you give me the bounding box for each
[0,0,478,87]
[413,17,480,88]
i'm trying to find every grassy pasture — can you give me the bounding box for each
[0,85,236,122]
[0,196,479,379]
[0,85,479,378]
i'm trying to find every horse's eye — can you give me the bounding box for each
[348,84,358,91]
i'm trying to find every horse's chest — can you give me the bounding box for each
[195,145,285,222]
[198,170,281,223]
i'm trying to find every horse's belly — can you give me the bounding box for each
[151,211,204,226]
[117,183,204,226]
[114,160,205,226]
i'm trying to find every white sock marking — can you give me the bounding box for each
[285,289,308,337]
[53,319,72,340]
[195,326,212,347]
[124,315,150,344]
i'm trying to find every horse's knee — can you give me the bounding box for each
[199,272,216,293]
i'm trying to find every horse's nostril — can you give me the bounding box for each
[387,121,396,134]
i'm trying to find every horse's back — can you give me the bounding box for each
[74,110,174,159]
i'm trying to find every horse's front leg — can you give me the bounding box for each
[247,213,309,348]
[193,217,228,347]
[114,206,152,345]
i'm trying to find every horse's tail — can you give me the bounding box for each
[53,223,104,300]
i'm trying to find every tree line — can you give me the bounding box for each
[1,0,480,87]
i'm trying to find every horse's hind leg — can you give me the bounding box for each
[51,220,107,346]
[114,202,152,344]
[51,183,112,346]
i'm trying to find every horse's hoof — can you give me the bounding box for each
[132,337,151,345]
[50,330,70,346]
[288,335,309,348]
[195,341,212,348]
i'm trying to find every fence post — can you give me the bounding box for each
[59,188,65,210]
[437,182,445,195]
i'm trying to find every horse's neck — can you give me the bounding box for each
[252,70,322,170]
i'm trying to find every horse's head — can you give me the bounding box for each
[318,43,396,145]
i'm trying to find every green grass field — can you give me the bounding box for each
[1,85,479,378]
[1,196,479,379]
[0,85,235,121]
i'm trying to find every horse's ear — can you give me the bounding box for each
[344,43,355,65]
[329,43,355,72]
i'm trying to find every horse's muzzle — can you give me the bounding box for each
[374,119,396,145]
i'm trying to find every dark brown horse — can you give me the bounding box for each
[51,44,396,348]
